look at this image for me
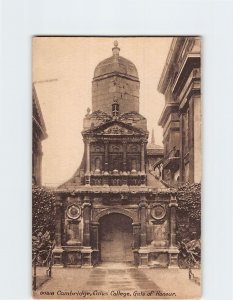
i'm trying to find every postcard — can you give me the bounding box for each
[32,36,201,299]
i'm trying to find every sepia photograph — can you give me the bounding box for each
[32,36,201,299]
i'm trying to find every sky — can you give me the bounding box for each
[33,37,172,187]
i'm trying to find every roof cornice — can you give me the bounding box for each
[158,103,179,127]
[32,84,48,139]
[158,38,186,94]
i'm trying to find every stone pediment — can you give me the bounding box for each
[103,124,136,135]
[83,120,146,136]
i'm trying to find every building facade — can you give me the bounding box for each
[157,37,201,185]
[32,84,47,185]
[53,41,179,268]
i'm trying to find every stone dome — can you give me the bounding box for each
[93,41,139,79]
[92,41,140,115]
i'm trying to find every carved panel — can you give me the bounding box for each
[104,125,124,135]
[103,125,138,135]
[65,220,81,245]
[151,219,169,247]
[65,251,81,266]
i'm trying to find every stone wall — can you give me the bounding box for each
[92,75,139,115]
[52,191,179,268]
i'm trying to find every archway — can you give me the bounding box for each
[99,213,133,263]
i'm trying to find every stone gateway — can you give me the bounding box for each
[53,41,179,268]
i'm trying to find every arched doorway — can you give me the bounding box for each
[99,213,133,263]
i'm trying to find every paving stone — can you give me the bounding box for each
[34,265,200,299]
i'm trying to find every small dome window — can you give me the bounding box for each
[112,96,119,117]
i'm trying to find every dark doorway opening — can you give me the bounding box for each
[99,213,133,263]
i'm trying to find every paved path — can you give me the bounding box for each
[33,264,200,299]
[85,267,160,292]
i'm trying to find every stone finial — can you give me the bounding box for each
[113,95,118,103]
[112,40,120,56]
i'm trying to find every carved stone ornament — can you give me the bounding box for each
[105,125,125,135]
[66,205,81,220]
[151,204,166,220]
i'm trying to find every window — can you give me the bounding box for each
[112,103,119,117]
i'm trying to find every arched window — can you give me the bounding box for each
[95,157,101,172]
[131,158,137,171]
[112,103,119,117]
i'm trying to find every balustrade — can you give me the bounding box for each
[89,174,146,186]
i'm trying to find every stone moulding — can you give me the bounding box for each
[93,207,138,223]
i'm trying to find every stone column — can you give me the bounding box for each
[139,197,147,247]
[52,196,64,266]
[140,142,145,174]
[188,97,195,182]
[90,222,100,265]
[85,140,91,185]
[138,197,149,267]
[54,196,62,246]
[123,141,127,174]
[104,141,109,174]
[168,191,179,268]
[82,196,91,246]
[82,195,93,267]
[179,112,185,182]
[132,222,140,249]
[132,222,141,266]
[169,201,177,247]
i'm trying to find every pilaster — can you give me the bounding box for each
[179,112,185,182]
[104,141,109,174]
[188,96,195,182]
[123,141,127,174]
[85,140,91,185]
[168,191,179,268]
[52,196,64,267]
[90,222,100,265]
[138,196,149,267]
[132,222,140,249]
[140,142,146,174]
[81,195,93,267]
[82,195,91,247]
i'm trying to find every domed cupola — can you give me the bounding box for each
[94,41,139,79]
[92,41,140,115]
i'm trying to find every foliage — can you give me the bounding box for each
[175,182,201,267]
[178,239,201,269]
[32,231,55,265]
[176,182,201,241]
[32,184,56,265]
